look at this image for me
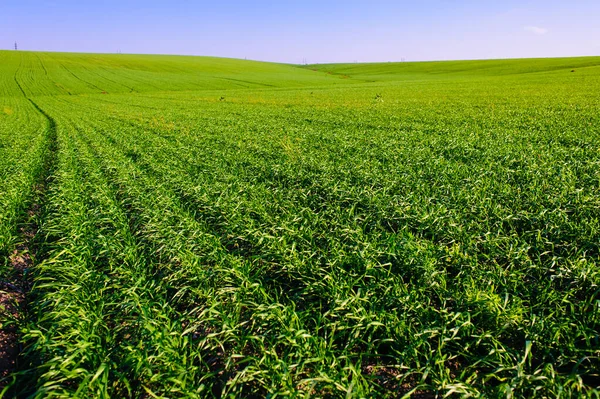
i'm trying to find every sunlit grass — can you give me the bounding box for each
[1,51,599,397]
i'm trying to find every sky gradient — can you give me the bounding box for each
[2,0,599,64]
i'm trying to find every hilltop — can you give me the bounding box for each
[2,51,600,99]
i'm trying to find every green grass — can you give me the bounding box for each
[306,56,600,80]
[1,51,599,398]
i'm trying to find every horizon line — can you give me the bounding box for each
[1,48,599,66]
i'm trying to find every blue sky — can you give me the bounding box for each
[2,0,599,63]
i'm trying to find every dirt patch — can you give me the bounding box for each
[0,288,25,382]
[9,248,33,274]
[0,248,30,390]
[0,206,39,389]
[363,364,436,398]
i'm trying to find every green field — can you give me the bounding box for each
[0,51,599,398]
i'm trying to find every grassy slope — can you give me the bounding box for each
[0,51,347,97]
[3,51,600,96]
[1,51,599,398]
[306,56,600,81]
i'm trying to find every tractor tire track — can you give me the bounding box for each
[1,68,58,393]
[60,63,106,93]
[83,65,138,93]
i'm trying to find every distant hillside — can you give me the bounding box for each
[305,56,600,82]
[3,51,599,99]
[0,51,345,97]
